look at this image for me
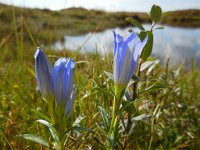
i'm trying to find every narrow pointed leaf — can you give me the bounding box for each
[94,87,114,98]
[72,126,94,133]
[131,114,151,122]
[122,101,136,114]
[98,106,110,131]
[139,82,166,94]
[146,60,159,75]
[162,11,173,17]
[124,90,132,101]
[31,109,52,123]
[103,71,114,80]
[20,134,48,147]
[131,75,141,82]
[125,17,145,31]
[37,119,59,144]
[92,136,105,148]
[73,115,85,127]
[140,61,155,71]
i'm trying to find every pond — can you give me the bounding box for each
[54,25,200,65]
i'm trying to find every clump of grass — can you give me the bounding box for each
[0,46,200,149]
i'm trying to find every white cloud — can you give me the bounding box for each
[0,0,199,11]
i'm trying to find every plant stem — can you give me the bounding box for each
[108,86,122,149]
[124,59,143,148]
[165,58,170,80]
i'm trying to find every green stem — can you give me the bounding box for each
[57,136,66,150]
[111,86,122,128]
[47,96,55,124]
[111,97,119,127]
[108,86,123,149]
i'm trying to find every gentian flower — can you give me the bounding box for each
[53,58,76,116]
[113,31,147,95]
[34,48,54,98]
[34,48,76,116]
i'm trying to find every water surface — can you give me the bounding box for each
[54,25,200,65]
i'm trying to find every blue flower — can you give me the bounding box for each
[113,31,147,90]
[53,58,76,115]
[34,48,54,98]
[34,48,76,115]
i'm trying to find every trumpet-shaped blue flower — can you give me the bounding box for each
[53,58,76,115]
[34,48,76,115]
[113,31,147,90]
[34,48,54,98]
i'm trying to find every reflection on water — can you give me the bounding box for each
[54,25,200,65]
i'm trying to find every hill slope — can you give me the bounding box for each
[0,3,200,45]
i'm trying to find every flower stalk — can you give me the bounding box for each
[108,31,147,149]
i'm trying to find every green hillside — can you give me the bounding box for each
[0,3,200,45]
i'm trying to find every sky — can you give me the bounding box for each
[0,0,200,12]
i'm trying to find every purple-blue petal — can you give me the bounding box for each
[113,31,147,87]
[34,48,53,97]
[64,58,75,102]
[65,84,76,115]
[53,58,68,103]
[53,57,76,115]
[113,30,123,56]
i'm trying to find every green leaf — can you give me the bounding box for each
[37,119,59,144]
[140,60,159,75]
[128,122,136,135]
[150,5,162,22]
[92,136,105,148]
[103,71,113,80]
[131,75,141,82]
[124,90,132,101]
[146,60,159,76]
[94,87,114,98]
[122,101,136,114]
[140,31,153,60]
[125,17,145,31]
[95,122,107,135]
[127,75,140,88]
[162,11,173,17]
[139,82,166,94]
[172,64,183,79]
[31,109,52,123]
[131,114,151,122]
[98,106,110,131]
[73,115,85,127]
[72,126,94,133]
[140,61,155,72]
[19,134,48,147]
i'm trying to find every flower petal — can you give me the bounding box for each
[34,48,53,97]
[113,31,146,89]
[53,57,76,111]
[113,30,123,56]
[53,58,67,103]
[134,35,148,61]
[65,84,76,115]
[64,58,75,102]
